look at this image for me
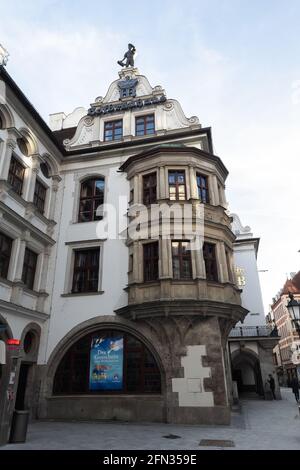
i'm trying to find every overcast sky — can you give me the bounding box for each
[1,0,299,313]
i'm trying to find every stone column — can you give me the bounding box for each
[47,175,61,221]
[0,139,16,179]
[159,166,166,199]
[24,154,40,202]
[194,239,206,279]
[216,241,228,283]
[133,175,139,204]
[189,165,198,199]
[160,238,170,279]
[210,175,220,206]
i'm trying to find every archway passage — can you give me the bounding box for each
[53,329,162,395]
[232,350,264,398]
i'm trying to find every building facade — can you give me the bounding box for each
[229,215,280,399]
[0,62,249,444]
[269,272,300,386]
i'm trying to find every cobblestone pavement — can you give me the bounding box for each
[1,388,300,450]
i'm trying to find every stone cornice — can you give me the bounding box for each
[0,298,49,322]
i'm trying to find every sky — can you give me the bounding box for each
[1,0,299,313]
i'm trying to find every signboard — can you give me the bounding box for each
[88,95,167,117]
[89,336,124,391]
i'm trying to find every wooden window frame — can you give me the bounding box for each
[8,156,25,196]
[135,114,155,136]
[168,170,186,201]
[78,177,105,223]
[196,173,209,204]
[71,248,100,294]
[171,240,192,280]
[22,248,38,290]
[104,119,123,142]
[203,242,218,282]
[0,232,13,279]
[143,242,159,282]
[33,178,47,214]
[143,172,157,205]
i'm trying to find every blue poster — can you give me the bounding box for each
[89,336,124,391]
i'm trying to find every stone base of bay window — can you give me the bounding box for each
[41,395,166,423]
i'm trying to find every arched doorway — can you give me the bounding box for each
[231,349,264,398]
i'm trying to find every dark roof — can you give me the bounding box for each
[53,127,77,146]
[119,144,228,177]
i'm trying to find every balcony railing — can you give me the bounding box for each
[229,325,279,338]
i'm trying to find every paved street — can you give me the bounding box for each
[1,388,300,450]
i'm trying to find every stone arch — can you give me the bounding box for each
[0,103,15,129]
[46,315,165,395]
[231,347,264,396]
[18,127,38,155]
[41,153,60,178]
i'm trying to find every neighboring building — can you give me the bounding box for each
[0,60,249,444]
[269,272,300,386]
[228,215,280,399]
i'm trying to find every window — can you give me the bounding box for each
[135,114,155,136]
[17,137,29,157]
[33,179,47,214]
[168,170,186,201]
[172,241,192,280]
[143,172,157,205]
[203,242,218,282]
[8,156,25,196]
[22,248,38,290]
[143,242,159,282]
[78,177,105,223]
[196,174,209,203]
[53,330,161,395]
[104,120,123,141]
[0,232,13,279]
[72,248,100,294]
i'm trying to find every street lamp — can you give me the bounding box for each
[286,292,300,337]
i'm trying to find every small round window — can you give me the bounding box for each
[40,162,50,179]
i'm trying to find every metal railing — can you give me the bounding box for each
[229,325,279,338]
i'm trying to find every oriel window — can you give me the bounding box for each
[143,242,159,282]
[22,248,38,290]
[8,156,25,196]
[203,242,218,282]
[72,248,100,294]
[168,170,186,201]
[143,172,157,205]
[33,179,47,214]
[0,232,13,279]
[135,114,155,136]
[196,174,209,203]
[172,241,192,280]
[78,178,105,223]
[104,120,123,141]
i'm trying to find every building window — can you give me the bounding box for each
[8,156,25,196]
[22,248,38,290]
[143,172,157,205]
[168,170,186,201]
[143,242,159,282]
[203,242,218,282]
[53,330,161,395]
[78,177,105,223]
[104,120,123,141]
[33,179,47,214]
[135,114,155,136]
[196,174,209,203]
[172,241,192,280]
[72,248,100,294]
[0,232,13,279]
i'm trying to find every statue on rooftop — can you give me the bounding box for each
[117,44,136,68]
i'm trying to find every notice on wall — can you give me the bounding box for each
[89,336,124,391]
